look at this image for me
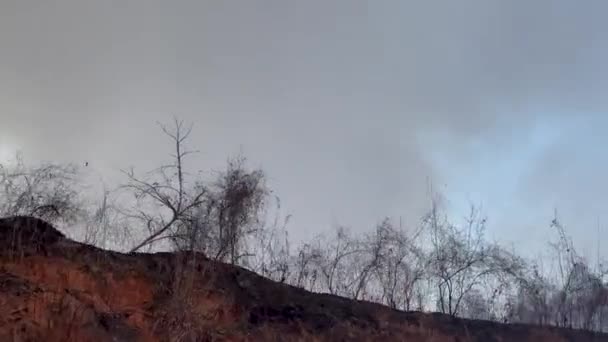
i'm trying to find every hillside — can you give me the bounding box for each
[0,216,605,341]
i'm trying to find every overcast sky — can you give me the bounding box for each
[1,1,608,258]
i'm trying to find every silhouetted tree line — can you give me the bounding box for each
[1,118,606,332]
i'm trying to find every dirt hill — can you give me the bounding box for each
[0,216,605,341]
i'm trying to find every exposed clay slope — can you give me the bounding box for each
[0,216,605,341]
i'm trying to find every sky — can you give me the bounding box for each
[1,1,608,259]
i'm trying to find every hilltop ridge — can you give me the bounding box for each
[0,216,605,341]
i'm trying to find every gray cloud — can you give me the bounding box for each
[1,1,607,250]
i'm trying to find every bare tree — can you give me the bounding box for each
[123,119,208,253]
[0,154,82,224]
[503,215,608,332]
[80,187,132,251]
[310,226,362,296]
[461,288,492,320]
[208,156,267,264]
[120,117,269,265]
[290,241,322,290]
[249,222,291,282]
[425,202,522,316]
[373,220,426,311]
[507,262,555,326]
[347,225,385,301]
[520,215,608,330]
[170,155,268,265]
[240,195,291,281]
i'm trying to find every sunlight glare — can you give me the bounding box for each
[0,143,16,164]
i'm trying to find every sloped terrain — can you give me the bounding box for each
[0,216,605,341]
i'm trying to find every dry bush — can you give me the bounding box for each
[0,154,83,224]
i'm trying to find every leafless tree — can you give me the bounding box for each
[507,261,555,326]
[425,202,522,316]
[245,196,291,282]
[461,288,492,320]
[122,119,208,253]
[0,154,82,224]
[170,155,268,265]
[502,215,608,332]
[80,187,132,250]
[290,241,322,290]
[207,156,267,264]
[347,227,384,301]
[373,220,426,311]
[286,219,426,306]
[540,216,607,330]
[122,119,268,263]
[309,226,363,296]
